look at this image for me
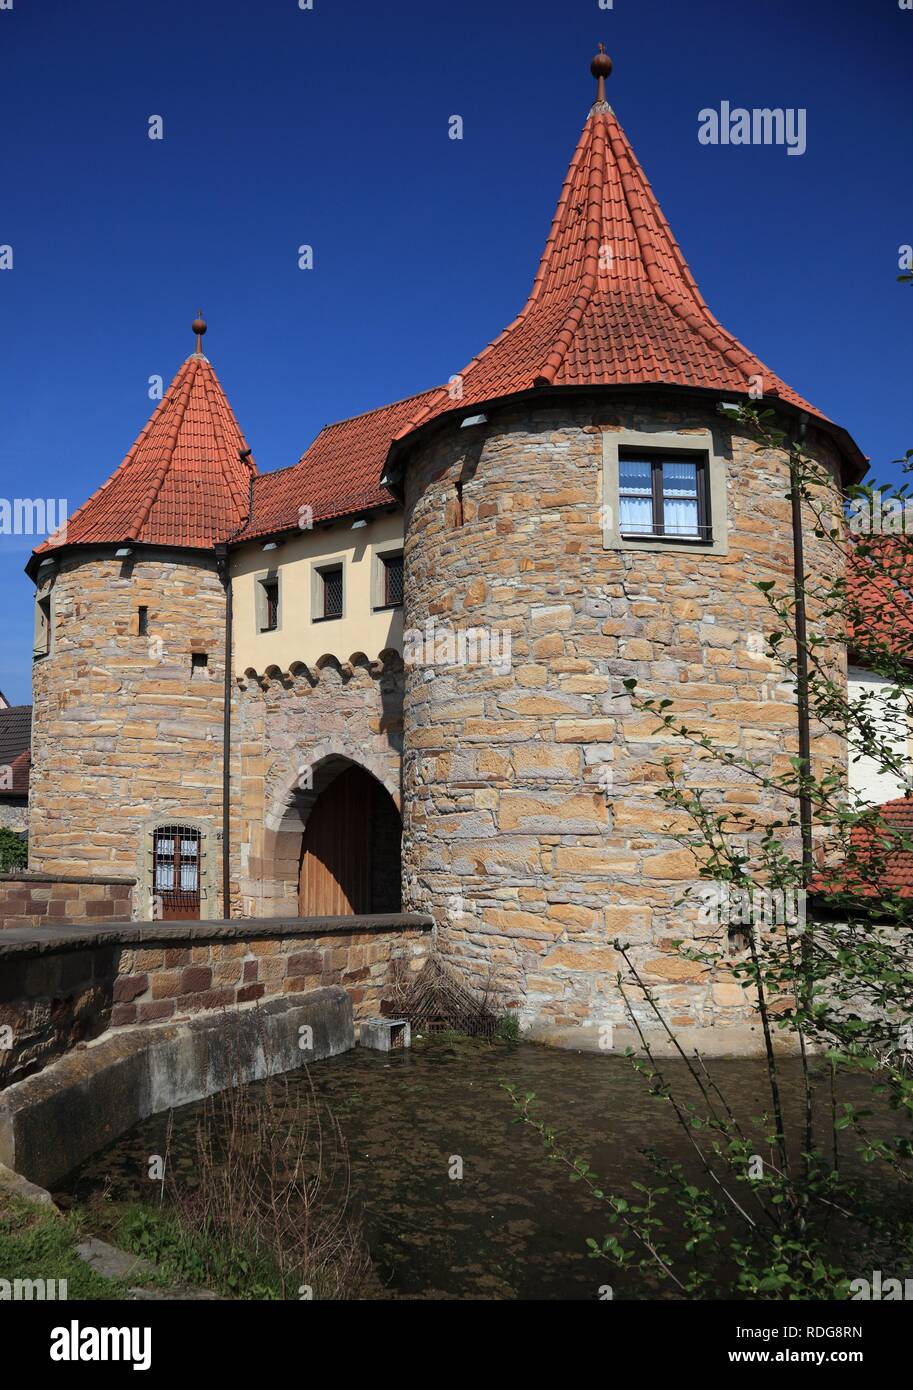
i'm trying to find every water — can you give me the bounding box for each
[59,1038,900,1300]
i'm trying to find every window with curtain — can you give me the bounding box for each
[153,827,200,895]
[618,454,709,540]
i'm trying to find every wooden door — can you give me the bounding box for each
[299,766,372,916]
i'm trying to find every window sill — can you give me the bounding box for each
[620,533,714,546]
[312,613,343,624]
[372,602,403,613]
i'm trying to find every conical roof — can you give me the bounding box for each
[389,51,862,473]
[33,322,256,560]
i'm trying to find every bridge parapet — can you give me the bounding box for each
[0,913,432,1088]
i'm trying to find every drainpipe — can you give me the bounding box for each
[214,458,256,921]
[788,412,816,1162]
[788,411,813,884]
[215,543,232,920]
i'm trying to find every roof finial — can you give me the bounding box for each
[192,310,207,356]
[590,43,612,111]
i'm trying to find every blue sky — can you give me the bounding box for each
[0,0,910,703]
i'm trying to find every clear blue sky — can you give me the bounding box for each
[1,0,910,703]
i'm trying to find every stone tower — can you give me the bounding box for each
[27,319,256,918]
[388,52,860,1047]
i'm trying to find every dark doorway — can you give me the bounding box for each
[153,825,201,920]
[298,765,401,916]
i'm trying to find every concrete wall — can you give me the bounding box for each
[0,800,28,833]
[0,872,135,929]
[0,914,431,1088]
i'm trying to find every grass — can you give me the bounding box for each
[0,1192,128,1300]
[89,1198,285,1300]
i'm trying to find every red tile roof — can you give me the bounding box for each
[814,799,913,901]
[847,538,913,666]
[389,100,854,463]
[4,748,31,796]
[0,705,31,797]
[31,64,866,563]
[239,388,440,540]
[34,353,257,558]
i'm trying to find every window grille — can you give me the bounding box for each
[153,824,201,920]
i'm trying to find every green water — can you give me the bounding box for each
[58,1038,899,1300]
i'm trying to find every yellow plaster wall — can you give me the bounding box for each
[230,511,404,670]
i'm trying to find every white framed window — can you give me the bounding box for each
[602,429,728,556]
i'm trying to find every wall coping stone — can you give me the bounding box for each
[0,912,434,959]
[0,872,137,886]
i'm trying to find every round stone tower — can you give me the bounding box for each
[27,319,257,919]
[392,54,859,1048]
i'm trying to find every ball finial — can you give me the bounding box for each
[192,312,207,339]
[590,43,612,80]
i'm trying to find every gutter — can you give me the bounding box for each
[378,382,868,497]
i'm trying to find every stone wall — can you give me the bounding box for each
[400,393,846,1048]
[1,992,355,1190]
[30,551,227,917]
[0,800,28,833]
[0,914,431,1087]
[0,872,135,929]
[232,655,403,915]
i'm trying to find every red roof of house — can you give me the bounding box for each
[0,705,31,797]
[847,538,913,666]
[388,70,858,467]
[814,798,913,901]
[239,388,440,540]
[34,341,257,559]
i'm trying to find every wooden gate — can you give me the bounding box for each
[298,765,399,916]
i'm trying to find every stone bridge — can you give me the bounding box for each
[0,914,432,1188]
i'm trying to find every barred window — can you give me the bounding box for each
[152,824,201,920]
[382,552,404,607]
[320,565,343,620]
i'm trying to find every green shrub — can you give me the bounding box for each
[0,828,26,872]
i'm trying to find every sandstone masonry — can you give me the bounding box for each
[400,395,846,1046]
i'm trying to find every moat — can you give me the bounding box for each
[58,1038,900,1301]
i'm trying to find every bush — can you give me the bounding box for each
[0,828,26,872]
